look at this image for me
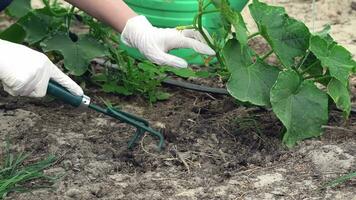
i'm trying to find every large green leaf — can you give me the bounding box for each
[270,70,328,147]
[6,0,32,18]
[309,35,355,86]
[3,8,59,45]
[212,0,248,46]
[41,33,109,75]
[315,25,336,46]
[230,11,248,46]
[17,12,51,44]
[224,39,280,106]
[249,0,310,67]
[0,23,26,43]
[327,78,351,118]
[299,25,335,79]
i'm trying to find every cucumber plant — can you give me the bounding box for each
[195,0,356,147]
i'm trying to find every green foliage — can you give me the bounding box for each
[18,12,52,44]
[0,147,58,199]
[2,0,207,102]
[270,70,328,147]
[327,78,351,117]
[1,6,64,44]
[299,53,324,79]
[213,0,248,46]
[5,0,31,18]
[0,23,25,43]
[41,33,109,75]
[1,0,355,144]
[199,0,355,146]
[249,0,310,67]
[223,39,280,106]
[310,35,355,86]
[92,50,170,103]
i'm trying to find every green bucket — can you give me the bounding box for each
[122,0,249,65]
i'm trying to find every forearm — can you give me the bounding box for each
[64,0,138,32]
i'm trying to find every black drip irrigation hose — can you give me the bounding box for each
[162,78,229,95]
[92,58,356,114]
[352,107,356,114]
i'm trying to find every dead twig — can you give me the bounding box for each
[170,146,191,174]
[322,125,356,133]
[140,133,159,157]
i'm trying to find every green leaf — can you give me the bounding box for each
[195,71,211,78]
[91,73,107,82]
[18,12,51,44]
[138,62,164,76]
[309,35,355,86]
[155,92,172,101]
[102,83,132,96]
[41,33,109,76]
[270,70,328,147]
[249,0,310,67]
[213,0,248,45]
[315,25,336,46]
[224,39,280,106]
[299,25,336,79]
[163,67,197,78]
[230,11,248,46]
[3,8,61,45]
[327,78,351,118]
[0,23,26,43]
[6,0,32,18]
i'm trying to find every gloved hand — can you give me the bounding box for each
[121,15,215,68]
[0,39,83,97]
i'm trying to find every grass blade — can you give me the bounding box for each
[322,172,356,188]
[0,150,58,199]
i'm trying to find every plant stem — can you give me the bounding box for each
[313,76,332,82]
[201,9,220,15]
[305,75,331,81]
[66,6,75,34]
[197,0,226,69]
[42,0,50,8]
[248,32,260,39]
[296,51,310,69]
[261,50,273,60]
[300,60,319,75]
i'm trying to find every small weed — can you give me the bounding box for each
[321,172,356,189]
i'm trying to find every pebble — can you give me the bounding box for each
[65,188,82,198]
[63,160,73,170]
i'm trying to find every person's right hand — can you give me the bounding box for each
[121,16,215,68]
[0,39,83,97]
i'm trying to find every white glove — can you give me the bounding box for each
[0,39,83,98]
[121,16,215,68]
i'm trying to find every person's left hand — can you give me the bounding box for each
[121,16,215,68]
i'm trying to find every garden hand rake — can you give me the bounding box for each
[46,80,164,150]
